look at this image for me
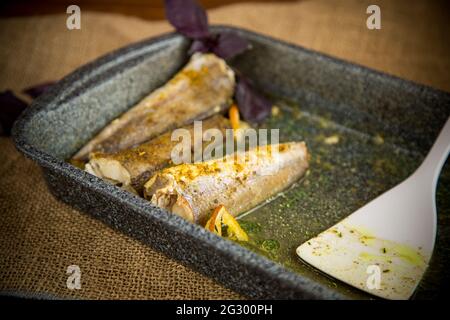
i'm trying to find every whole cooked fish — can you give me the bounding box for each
[144,142,310,225]
[73,53,235,160]
[85,115,231,195]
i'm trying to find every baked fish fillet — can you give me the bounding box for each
[85,115,231,195]
[73,53,235,160]
[144,142,310,225]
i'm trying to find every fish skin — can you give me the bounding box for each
[144,142,310,225]
[85,115,231,195]
[74,53,235,160]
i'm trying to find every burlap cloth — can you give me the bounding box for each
[1,0,449,299]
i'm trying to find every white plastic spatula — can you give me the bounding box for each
[297,118,450,300]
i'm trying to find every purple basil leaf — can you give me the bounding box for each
[23,81,55,99]
[235,76,271,123]
[212,32,251,60]
[165,0,209,39]
[0,90,29,136]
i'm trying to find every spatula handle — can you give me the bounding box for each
[417,117,450,187]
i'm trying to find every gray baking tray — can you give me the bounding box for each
[12,26,450,299]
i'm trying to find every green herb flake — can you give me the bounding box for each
[261,239,280,252]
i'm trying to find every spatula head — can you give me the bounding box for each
[296,219,430,299]
[296,166,438,300]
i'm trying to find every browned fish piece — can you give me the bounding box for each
[144,142,310,225]
[74,53,235,160]
[85,115,231,194]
